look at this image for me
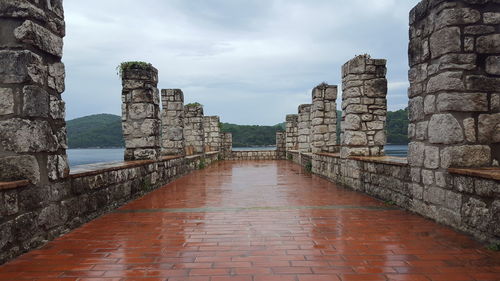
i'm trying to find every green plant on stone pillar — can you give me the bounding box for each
[141,177,152,191]
[287,154,292,160]
[487,243,500,251]
[304,161,312,173]
[198,158,206,169]
[116,61,152,78]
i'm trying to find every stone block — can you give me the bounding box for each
[463,118,476,143]
[485,56,500,75]
[22,85,49,118]
[427,71,464,93]
[435,8,481,28]
[0,88,14,115]
[436,92,487,112]
[478,113,500,143]
[484,12,500,24]
[441,145,491,168]
[429,27,461,58]
[409,97,424,122]
[477,34,500,53]
[424,146,439,169]
[0,50,44,84]
[0,155,40,183]
[14,20,63,58]
[0,118,58,153]
[428,114,463,144]
[48,62,65,93]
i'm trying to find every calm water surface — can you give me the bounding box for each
[67,145,408,167]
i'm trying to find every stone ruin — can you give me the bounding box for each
[183,104,205,156]
[161,89,185,156]
[0,0,68,185]
[203,116,221,152]
[0,0,499,266]
[121,64,161,161]
[340,55,387,158]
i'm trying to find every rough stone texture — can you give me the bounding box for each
[297,104,311,153]
[285,114,298,151]
[160,89,184,156]
[405,0,500,244]
[183,104,205,155]
[203,116,221,152]
[0,0,68,184]
[226,150,278,161]
[341,55,387,158]
[408,0,499,176]
[220,132,232,159]
[276,132,286,160]
[121,65,161,161]
[310,84,338,153]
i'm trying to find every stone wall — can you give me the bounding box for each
[226,151,278,161]
[285,114,298,151]
[276,132,286,160]
[160,89,184,156]
[0,0,68,185]
[203,116,221,152]
[340,55,387,158]
[183,104,205,155]
[220,132,232,159]
[310,151,499,244]
[311,84,338,153]
[121,64,161,161]
[407,0,500,242]
[0,152,220,265]
[297,104,312,153]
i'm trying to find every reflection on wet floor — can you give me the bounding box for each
[0,160,499,281]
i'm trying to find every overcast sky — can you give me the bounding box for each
[63,0,421,125]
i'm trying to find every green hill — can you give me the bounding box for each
[67,114,124,148]
[221,123,284,147]
[66,109,409,148]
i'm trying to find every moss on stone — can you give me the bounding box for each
[117,61,153,78]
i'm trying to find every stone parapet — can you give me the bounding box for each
[297,104,312,153]
[220,132,233,159]
[0,0,68,184]
[311,84,338,153]
[121,63,161,161]
[285,114,298,151]
[160,89,185,156]
[340,55,387,158]
[203,116,221,152]
[276,132,286,159]
[184,104,205,155]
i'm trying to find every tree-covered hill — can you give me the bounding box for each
[67,114,124,148]
[65,109,409,148]
[221,123,284,147]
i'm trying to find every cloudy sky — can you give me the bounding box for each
[63,0,421,125]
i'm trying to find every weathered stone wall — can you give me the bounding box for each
[121,65,161,161]
[407,0,500,242]
[203,116,221,152]
[285,114,298,151]
[0,0,68,185]
[309,152,499,244]
[160,89,184,156]
[311,84,338,153]
[297,104,312,153]
[340,55,387,158]
[183,104,205,155]
[220,132,232,159]
[0,152,220,265]
[276,132,286,160]
[226,150,278,161]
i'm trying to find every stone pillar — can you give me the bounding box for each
[408,0,500,178]
[298,104,312,153]
[0,0,68,184]
[276,132,286,159]
[121,63,161,161]
[184,104,205,155]
[311,83,338,153]
[340,55,387,158]
[203,116,221,152]
[285,114,298,151]
[221,132,233,159]
[160,89,185,156]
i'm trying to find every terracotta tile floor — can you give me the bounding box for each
[1,160,499,281]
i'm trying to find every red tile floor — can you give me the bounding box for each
[1,161,499,281]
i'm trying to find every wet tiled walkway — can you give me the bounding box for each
[1,161,499,281]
